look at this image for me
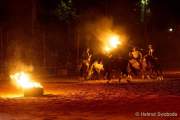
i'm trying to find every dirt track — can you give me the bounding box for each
[0,78,180,120]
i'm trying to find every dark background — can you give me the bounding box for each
[0,0,180,75]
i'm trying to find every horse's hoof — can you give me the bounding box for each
[157,76,162,80]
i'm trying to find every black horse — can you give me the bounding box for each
[103,56,129,83]
[142,55,163,80]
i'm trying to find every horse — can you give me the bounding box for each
[127,58,143,79]
[103,57,129,83]
[142,55,164,80]
[87,60,104,80]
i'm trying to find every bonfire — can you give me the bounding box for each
[10,71,44,97]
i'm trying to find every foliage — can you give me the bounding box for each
[55,0,77,22]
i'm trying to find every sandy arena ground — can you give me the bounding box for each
[0,76,180,120]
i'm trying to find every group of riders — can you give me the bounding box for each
[80,44,163,81]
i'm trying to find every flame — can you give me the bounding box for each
[108,35,121,48]
[104,46,111,52]
[10,71,43,89]
[103,34,121,53]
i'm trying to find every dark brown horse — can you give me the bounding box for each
[142,55,163,80]
[103,57,129,83]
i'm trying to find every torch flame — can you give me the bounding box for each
[10,71,42,89]
[103,34,122,53]
[108,35,121,48]
[104,46,111,52]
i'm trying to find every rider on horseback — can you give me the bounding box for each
[82,48,92,67]
[128,47,143,76]
[147,44,154,57]
[145,44,163,80]
[80,48,92,79]
[89,59,104,80]
[82,48,92,62]
[146,44,156,67]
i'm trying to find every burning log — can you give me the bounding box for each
[10,71,44,97]
[23,87,44,97]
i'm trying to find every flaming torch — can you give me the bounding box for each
[103,34,122,53]
[108,35,121,48]
[10,71,44,97]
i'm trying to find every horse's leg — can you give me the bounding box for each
[104,71,107,80]
[118,72,123,84]
[87,67,92,80]
[159,69,164,80]
[141,65,145,80]
[152,63,162,80]
[80,65,84,81]
[127,68,133,82]
[146,65,152,80]
[152,67,162,80]
[156,67,164,80]
[95,70,99,80]
[141,72,145,79]
[126,63,132,82]
[106,70,112,84]
[142,67,150,80]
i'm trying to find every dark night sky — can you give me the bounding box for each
[1,0,179,28]
[0,0,180,67]
[151,0,180,28]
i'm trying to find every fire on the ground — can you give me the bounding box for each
[10,71,43,97]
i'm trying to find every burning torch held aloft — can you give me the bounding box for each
[103,34,122,53]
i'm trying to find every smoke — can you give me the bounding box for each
[9,61,34,74]
[85,17,114,40]
[6,33,35,74]
[78,16,128,53]
[82,17,114,42]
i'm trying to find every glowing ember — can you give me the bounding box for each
[10,71,43,89]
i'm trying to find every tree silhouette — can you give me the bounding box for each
[55,0,77,22]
